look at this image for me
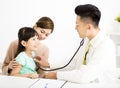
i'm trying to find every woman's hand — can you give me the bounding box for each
[8,59,19,69]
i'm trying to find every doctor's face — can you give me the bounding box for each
[75,16,87,39]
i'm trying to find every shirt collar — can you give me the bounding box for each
[90,30,106,49]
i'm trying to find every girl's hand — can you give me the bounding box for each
[29,73,39,79]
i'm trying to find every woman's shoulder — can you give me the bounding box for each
[9,39,18,47]
[11,39,18,44]
[7,39,18,51]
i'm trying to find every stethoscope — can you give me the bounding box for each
[39,39,84,71]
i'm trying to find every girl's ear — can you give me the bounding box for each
[21,40,26,47]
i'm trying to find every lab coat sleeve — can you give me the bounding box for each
[57,64,101,83]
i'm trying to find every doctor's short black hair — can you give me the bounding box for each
[75,4,101,27]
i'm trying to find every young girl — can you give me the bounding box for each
[10,27,40,79]
[2,17,54,76]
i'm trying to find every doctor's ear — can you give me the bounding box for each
[87,24,92,30]
[21,40,26,47]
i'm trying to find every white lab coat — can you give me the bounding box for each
[50,31,117,84]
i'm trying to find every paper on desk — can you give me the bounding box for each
[30,78,66,88]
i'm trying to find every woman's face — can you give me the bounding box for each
[34,27,52,40]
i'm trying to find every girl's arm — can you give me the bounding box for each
[10,64,38,79]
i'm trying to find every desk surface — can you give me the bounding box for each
[0,75,39,88]
[0,75,120,88]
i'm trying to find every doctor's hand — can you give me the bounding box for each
[34,56,50,68]
[44,71,57,79]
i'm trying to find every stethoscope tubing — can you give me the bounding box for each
[39,39,84,71]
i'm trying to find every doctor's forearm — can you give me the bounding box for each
[44,72,57,79]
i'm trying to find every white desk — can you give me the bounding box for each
[0,75,39,88]
[63,81,120,88]
[0,75,120,88]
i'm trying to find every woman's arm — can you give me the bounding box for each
[2,40,18,75]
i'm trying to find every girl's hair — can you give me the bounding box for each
[15,27,38,58]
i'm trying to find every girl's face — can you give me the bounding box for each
[34,27,52,40]
[22,35,39,52]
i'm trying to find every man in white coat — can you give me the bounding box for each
[35,4,117,83]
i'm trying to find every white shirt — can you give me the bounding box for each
[52,30,117,83]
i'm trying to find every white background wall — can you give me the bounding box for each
[0,0,120,63]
